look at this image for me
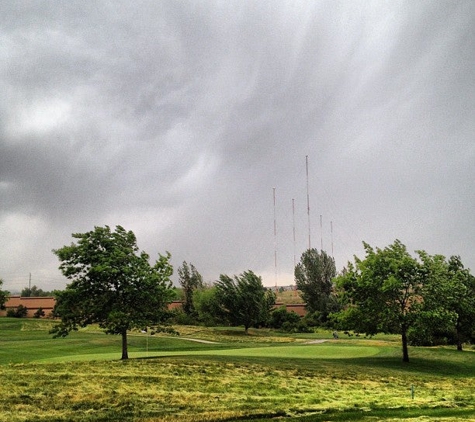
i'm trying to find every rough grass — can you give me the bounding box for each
[274,289,305,304]
[1,318,475,421]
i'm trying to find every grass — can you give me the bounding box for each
[1,318,475,421]
[274,289,304,304]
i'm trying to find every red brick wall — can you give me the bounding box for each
[0,296,56,318]
[1,297,307,318]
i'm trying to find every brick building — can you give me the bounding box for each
[1,297,307,318]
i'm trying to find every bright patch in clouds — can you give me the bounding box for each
[11,99,71,137]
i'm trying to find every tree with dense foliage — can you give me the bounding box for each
[21,285,53,297]
[0,278,8,310]
[269,306,311,333]
[295,249,337,322]
[178,261,203,316]
[215,271,275,333]
[192,285,225,326]
[335,240,423,362]
[445,256,475,349]
[415,253,475,350]
[51,225,175,360]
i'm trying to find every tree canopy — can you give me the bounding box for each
[51,225,175,359]
[335,240,423,362]
[192,285,225,326]
[21,285,53,297]
[415,252,475,350]
[178,261,203,316]
[0,278,8,310]
[215,271,275,333]
[334,239,475,359]
[294,249,337,321]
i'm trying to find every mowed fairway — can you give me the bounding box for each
[1,319,475,421]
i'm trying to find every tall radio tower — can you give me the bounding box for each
[273,187,277,289]
[306,155,311,250]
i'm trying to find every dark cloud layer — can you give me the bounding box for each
[1,1,474,290]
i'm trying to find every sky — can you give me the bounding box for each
[1,1,474,292]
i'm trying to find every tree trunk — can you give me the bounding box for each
[456,326,463,351]
[121,330,128,360]
[401,328,409,363]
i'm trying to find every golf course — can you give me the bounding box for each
[1,318,474,421]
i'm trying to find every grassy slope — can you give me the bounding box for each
[1,318,475,421]
[275,289,305,304]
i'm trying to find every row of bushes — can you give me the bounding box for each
[171,305,319,333]
[6,303,312,334]
[6,305,45,319]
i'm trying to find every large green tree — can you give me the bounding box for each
[215,271,275,333]
[335,240,423,362]
[51,225,175,360]
[0,278,8,310]
[295,249,337,321]
[193,285,225,326]
[178,261,203,316]
[417,253,475,350]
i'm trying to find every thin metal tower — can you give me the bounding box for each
[306,155,311,250]
[320,214,323,251]
[330,220,334,258]
[292,198,296,268]
[273,187,277,289]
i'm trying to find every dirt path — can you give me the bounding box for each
[176,337,219,344]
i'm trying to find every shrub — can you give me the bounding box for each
[269,307,299,328]
[269,307,311,333]
[7,305,29,318]
[193,287,226,327]
[171,309,197,325]
[303,311,322,327]
[34,307,45,318]
[16,305,28,318]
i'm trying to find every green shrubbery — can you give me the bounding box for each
[6,304,28,318]
[33,307,45,318]
[269,306,312,333]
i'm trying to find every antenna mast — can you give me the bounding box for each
[331,220,334,258]
[273,187,277,289]
[292,198,296,268]
[320,214,323,251]
[306,155,311,250]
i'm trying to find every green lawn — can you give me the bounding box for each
[1,318,475,421]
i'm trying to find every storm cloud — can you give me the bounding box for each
[1,1,474,290]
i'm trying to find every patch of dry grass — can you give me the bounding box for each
[166,325,308,343]
[2,319,474,421]
[275,289,304,304]
[1,350,475,422]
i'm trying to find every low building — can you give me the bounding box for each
[1,296,307,318]
[0,296,56,318]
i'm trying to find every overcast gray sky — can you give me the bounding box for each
[1,1,474,291]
